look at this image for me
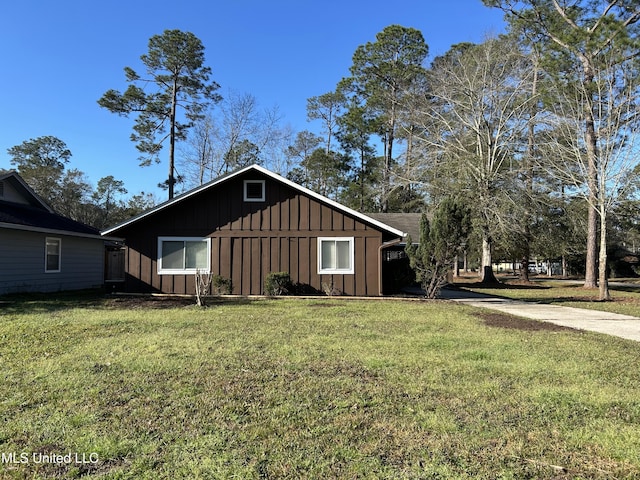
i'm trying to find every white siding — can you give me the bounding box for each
[0,229,104,294]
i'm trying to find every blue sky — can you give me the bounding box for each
[0,0,506,198]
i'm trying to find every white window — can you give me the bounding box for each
[158,237,210,274]
[45,237,61,273]
[318,237,354,274]
[243,180,265,202]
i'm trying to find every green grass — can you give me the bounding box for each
[461,278,640,317]
[1,294,640,478]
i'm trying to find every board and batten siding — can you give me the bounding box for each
[0,229,104,294]
[118,171,396,296]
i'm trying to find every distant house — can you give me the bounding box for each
[0,171,106,295]
[102,164,412,296]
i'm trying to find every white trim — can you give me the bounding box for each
[157,236,211,275]
[243,179,265,202]
[45,237,61,273]
[0,222,114,240]
[317,237,355,275]
[102,165,405,238]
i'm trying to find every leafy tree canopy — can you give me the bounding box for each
[7,136,72,205]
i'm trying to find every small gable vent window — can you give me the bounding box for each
[244,180,265,202]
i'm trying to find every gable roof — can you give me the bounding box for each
[0,171,52,211]
[102,164,406,238]
[0,201,101,237]
[366,213,423,243]
[0,171,102,239]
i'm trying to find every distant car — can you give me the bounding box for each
[528,263,546,274]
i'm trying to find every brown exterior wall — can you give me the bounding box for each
[116,171,398,296]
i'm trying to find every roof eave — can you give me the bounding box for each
[0,222,113,241]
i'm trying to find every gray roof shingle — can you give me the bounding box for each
[0,200,100,236]
[366,213,423,242]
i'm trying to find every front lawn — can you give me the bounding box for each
[1,295,639,479]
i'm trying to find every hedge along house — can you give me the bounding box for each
[102,165,407,296]
[0,171,106,295]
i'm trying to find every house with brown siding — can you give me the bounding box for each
[102,165,407,296]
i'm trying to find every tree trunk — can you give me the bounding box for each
[381,92,397,213]
[482,235,492,270]
[168,79,178,200]
[381,134,389,213]
[598,216,610,301]
[382,133,392,213]
[519,252,530,283]
[585,187,598,288]
[481,234,499,284]
[520,65,538,284]
[598,176,611,301]
[583,62,598,289]
[359,148,365,211]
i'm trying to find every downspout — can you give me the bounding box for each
[378,236,405,296]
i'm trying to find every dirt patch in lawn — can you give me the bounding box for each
[307,302,348,308]
[476,311,576,332]
[103,295,260,309]
[105,295,197,309]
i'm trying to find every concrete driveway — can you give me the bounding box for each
[440,287,640,342]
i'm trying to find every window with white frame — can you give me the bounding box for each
[45,237,61,273]
[243,180,265,202]
[317,237,354,274]
[158,237,210,274]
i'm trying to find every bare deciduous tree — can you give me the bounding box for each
[414,37,537,283]
[484,0,640,289]
[179,91,292,189]
[541,50,640,300]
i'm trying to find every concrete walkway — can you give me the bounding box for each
[440,288,640,342]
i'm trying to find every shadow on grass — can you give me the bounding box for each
[454,281,551,291]
[0,290,258,315]
[0,289,109,315]
[475,311,578,332]
[455,279,640,306]
[448,282,551,303]
[607,285,640,294]
[528,296,611,305]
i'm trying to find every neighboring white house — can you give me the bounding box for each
[0,171,106,295]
